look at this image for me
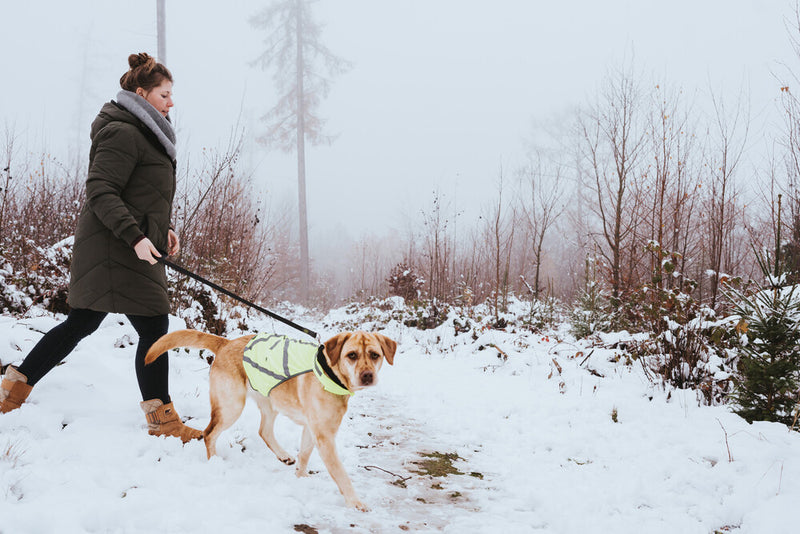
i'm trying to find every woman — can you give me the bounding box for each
[0,53,201,443]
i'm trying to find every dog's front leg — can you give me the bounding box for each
[314,432,368,511]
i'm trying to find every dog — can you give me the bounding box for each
[145,329,397,511]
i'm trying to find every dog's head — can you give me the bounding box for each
[323,331,397,391]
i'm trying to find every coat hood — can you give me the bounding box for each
[90,99,177,160]
[90,101,138,141]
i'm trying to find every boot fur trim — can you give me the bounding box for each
[1,366,32,413]
[140,399,203,443]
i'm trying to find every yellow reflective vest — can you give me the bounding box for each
[242,333,352,397]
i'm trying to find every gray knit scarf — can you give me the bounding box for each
[115,90,176,160]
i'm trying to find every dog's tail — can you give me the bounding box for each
[145,330,231,365]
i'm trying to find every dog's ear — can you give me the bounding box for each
[375,334,397,365]
[324,333,351,366]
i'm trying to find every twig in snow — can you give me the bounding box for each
[486,343,508,361]
[361,465,412,485]
[546,340,580,355]
[519,274,534,296]
[789,403,800,433]
[717,418,733,462]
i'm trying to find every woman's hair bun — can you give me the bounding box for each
[128,53,155,70]
[120,52,172,92]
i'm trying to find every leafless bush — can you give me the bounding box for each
[1,131,84,269]
[0,128,84,314]
[418,190,456,302]
[387,261,423,302]
[170,130,295,327]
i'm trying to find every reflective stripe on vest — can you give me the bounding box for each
[242,333,352,397]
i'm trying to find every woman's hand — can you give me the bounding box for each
[134,237,161,265]
[167,229,180,256]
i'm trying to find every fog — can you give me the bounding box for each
[1,0,796,246]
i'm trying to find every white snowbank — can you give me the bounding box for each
[0,307,797,533]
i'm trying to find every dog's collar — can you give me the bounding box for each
[313,345,353,396]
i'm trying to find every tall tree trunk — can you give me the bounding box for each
[295,1,310,302]
[612,168,624,303]
[710,166,728,310]
[494,197,501,317]
[534,227,545,298]
[157,0,167,64]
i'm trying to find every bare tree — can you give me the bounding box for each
[0,125,18,240]
[642,83,700,295]
[250,0,350,302]
[418,190,455,302]
[577,64,646,305]
[748,157,788,280]
[703,87,749,309]
[451,225,485,305]
[518,153,566,299]
[780,82,800,262]
[777,3,800,279]
[345,233,399,300]
[479,169,516,319]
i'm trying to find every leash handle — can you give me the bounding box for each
[156,256,319,341]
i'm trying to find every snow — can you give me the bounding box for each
[1,305,798,533]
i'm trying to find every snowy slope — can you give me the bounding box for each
[0,306,797,534]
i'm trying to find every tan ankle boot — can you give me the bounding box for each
[0,366,32,413]
[140,399,203,443]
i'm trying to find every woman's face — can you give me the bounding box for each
[137,80,173,117]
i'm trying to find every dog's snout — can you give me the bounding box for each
[360,371,374,386]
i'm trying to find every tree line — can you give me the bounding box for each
[11,42,800,338]
[2,61,799,324]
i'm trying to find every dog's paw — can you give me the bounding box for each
[346,498,369,512]
[295,467,310,478]
[280,456,296,466]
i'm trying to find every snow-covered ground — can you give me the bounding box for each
[0,304,797,533]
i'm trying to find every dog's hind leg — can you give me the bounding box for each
[204,372,246,459]
[295,425,315,477]
[253,394,295,465]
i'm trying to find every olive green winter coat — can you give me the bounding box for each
[68,101,176,316]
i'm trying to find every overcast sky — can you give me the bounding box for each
[1,0,797,245]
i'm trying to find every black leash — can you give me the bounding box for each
[156,256,319,341]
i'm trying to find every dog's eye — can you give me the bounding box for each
[369,352,380,360]
[346,352,358,361]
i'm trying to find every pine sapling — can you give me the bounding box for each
[724,248,800,428]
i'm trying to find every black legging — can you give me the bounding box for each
[17,308,171,403]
